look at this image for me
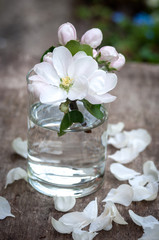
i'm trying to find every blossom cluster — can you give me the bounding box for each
[28,22,126,135]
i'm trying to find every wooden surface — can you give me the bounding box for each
[0,0,159,239]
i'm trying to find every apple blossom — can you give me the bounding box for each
[81,28,103,48]
[43,52,53,65]
[110,53,125,70]
[99,46,118,62]
[58,22,77,45]
[93,49,98,58]
[29,46,117,105]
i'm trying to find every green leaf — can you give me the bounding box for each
[82,99,104,120]
[40,46,55,62]
[65,40,93,56]
[59,110,84,136]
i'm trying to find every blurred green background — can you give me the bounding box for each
[75,0,159,63]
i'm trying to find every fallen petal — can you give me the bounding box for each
[129,210,159,229]
[107,122,125,136]
[125,129,152,152]
[72,228,98,240]
[5,167,28,188]
[59,211,91,229]
[110,163,140,181]
[143,161,158,182]
[108,132,128,149]
[103,184,133,206]
[108,201,127,225]
[53,196,76,212]
[12,137,27,158]
[129,175,149,187]
[0,196,15,219]
[132,182,158,202]
[138,224,159,240]
[83,198,98,220]
[51,217,72,234]
[108,147,139,164]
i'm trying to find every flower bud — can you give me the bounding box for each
[99,46,118,62]
[58,22,77,45]
[93,49,98,58]
[110,53,126,70]
[81,28,103,48]
[43,52,53,65]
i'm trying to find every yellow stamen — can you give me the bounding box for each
[61,76,73,87]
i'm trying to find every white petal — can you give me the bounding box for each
[12,137,27,158]
[68,76,88,101]
[107,122,125,136]
[129,175,149,187]
[132,182,158,201]
[51,217,72,234]
[108,147,139,164]
[59,212,91,229]
[129,210,159,229]
[110,163,140,181]
[72,229,98,240]
[101,130,108,147]
[5,167,28,188]
[53,46,72,78]
[88,71,117,95]
[39,85,67,104]
[73,51,87,61]
[103,184,133,206]
[83,198,98,220]
[138,224,159,240]
[108,132,128,149]
[0,196,15,219]
[53,196,76,212]
[34,62,60,86]
[143,161,158,182]
[107,201,127,225]
[68,56,98,80]
[86,92,116,104]
[125,129,152,152]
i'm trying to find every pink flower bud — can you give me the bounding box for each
[93,49,98,58]
[110,53,126,70]
[58,22,77,45]
[99,46,118,62]
[81,28,103,48]
[43,52,53,65]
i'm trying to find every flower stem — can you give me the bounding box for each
[69,100,79,111]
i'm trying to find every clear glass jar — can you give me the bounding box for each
[26,69,108,197]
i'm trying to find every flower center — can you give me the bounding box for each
[60,76,73,92]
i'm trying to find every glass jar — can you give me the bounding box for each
[26,69,108,198]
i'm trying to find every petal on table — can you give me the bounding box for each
[110,163,140,181]
[108,146,139,164]
[0,196,15,219]
[129,175,149,187]
[12,137,27,158]
[108,132,128,149]
[129,210,159,229]
[107,122,125,136]
[34,62,60,86]
[107,201,127,225]
[53,46,72,78]
[72,228,98,240]
[53,196,76,212]
[125,129,152,152]
[138,224,159,240]
[132,182,158,201]
[83,198,98,220]
[103,184,133,206]
[143,161,159,182]
[5,167,28,188]
[51,217,72,234]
